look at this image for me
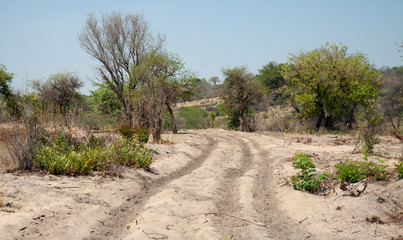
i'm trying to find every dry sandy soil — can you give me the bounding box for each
[0,129,402,240]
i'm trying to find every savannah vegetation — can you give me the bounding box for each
[0,11,401,180]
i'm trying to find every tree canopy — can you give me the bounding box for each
[220,66,263,132]
[283,43,383,130]
[130,51,194,141]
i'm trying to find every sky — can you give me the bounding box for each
[1,0,402,94]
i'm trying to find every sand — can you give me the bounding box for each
[0,129,401,239]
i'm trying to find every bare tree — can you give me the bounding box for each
[78,11,165,124]
[208,76,220,86]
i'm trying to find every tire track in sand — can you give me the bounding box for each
[85,134,217,239]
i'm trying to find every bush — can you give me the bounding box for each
[4,116,44,170]
[290,153,329,192]
[118,124,150,143]
[335,160,367,183]
[394,160,403,178]
[178,106,208,129]
[335,158,387,183]
[262,113,269,119]
[35,133,153,175]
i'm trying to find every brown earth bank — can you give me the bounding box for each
[0,129,402,240]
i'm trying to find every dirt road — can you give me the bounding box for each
[0,129,401,239]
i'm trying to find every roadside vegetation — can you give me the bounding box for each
[0,12,401,181]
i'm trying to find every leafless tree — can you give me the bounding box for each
[78,11,165,124]
[208,76,220,86]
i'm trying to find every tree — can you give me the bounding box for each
[90,84,122,115]
[208,76,220,86]
[283,43,383,131]
[220,66,263,132]
[257,61,286,92]
[379,66,403,132]
[256,61,286,104]
[130,51,192,141]
[34,72,83,115]
[0,64,21,117]
[0,64,13,98]
[79,11,165,124]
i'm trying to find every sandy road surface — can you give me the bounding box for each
[0,129,401,239]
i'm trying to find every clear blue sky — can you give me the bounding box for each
[1,0,402,94]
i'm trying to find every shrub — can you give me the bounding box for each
[262,113,269,119]
[291,153,329,192]
[118,124,150,143]
[35,133,153,175]
[178,106,208,129]
[134,127,150,144]
[335,159,387,183]
[394,160,403,178]
[118,123,137,139]
[4,116,44,170]
[335,160,367,183]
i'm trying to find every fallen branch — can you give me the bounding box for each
[204,212,266,227]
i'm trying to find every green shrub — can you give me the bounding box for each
[335,159,387,183]
[178,106,208,129]
[134,127,150,144]
[291,153,329,192]
[262,113,269,119]
[335,160,367,183]
[394,160,403,178]
[35,133,153,175]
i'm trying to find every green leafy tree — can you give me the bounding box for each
[0,64,21,117]
[90,85,122,115]
[220,66,263,132]
[283,43,382,131]
[130,51,193,141]
[257,61,286,92]
[257,61,287,105]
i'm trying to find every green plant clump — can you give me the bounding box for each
[334,160,367,183]
[35,133,153,175]
[291,153,329,192]
[335,159,387,183]
[394,160,403,178]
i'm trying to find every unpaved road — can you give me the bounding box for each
[0,129,402,239]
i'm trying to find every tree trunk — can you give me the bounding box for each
[347,102,357,130]
[165,102,177,134]
[153,118,162,142]
[316,111,325,131]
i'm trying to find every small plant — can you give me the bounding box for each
[335,158,387,183]
[291,153,329,192]
[395,160,403,178]
[335,160,367,183]
[262,113,269,119]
